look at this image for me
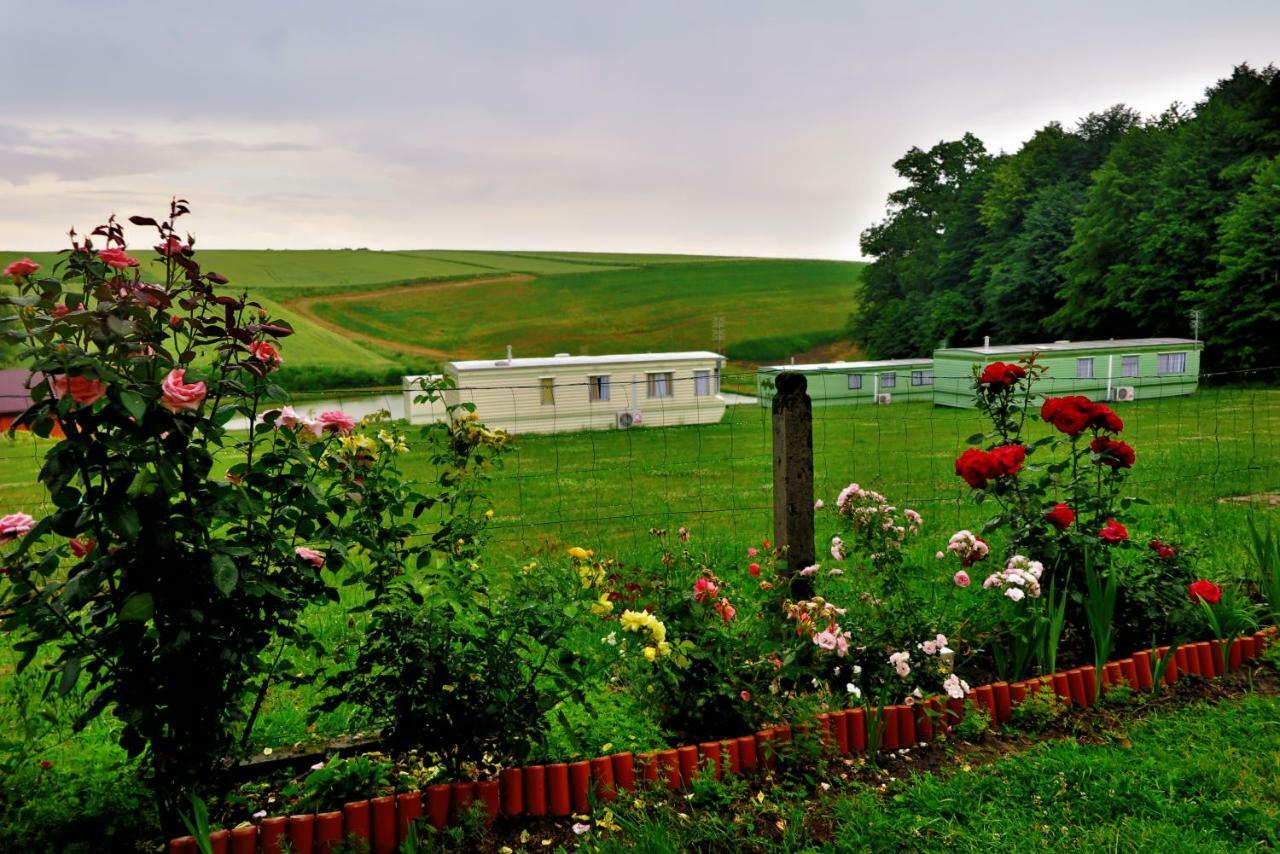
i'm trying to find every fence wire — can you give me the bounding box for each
[1,366,1277,558]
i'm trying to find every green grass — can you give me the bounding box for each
[2,249,860,388]
[594,690,1280,852]
[303,258,859,360]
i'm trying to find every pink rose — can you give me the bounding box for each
[265,406,306,430]
[154,237,187,257]
[739,690,751,702]
[315,410,356,435]
[0,512,36,544]
[158,368,207,414]
[49,374,107,407]
[295,546,325,569]
[98,247,140,270]
[747,547,758,557]
[4,257,40,278]
[953,570,971,588]
[248,341,283,370]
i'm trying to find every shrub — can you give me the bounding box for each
[0,206,364,830]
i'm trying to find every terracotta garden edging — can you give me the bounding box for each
[168,627,1276,852]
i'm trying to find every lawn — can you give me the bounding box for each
[593,688,1280,852]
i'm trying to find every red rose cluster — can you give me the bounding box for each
[1090,436,1136,469]
[1098,518,1129,543]
[1040,396,1124,436]
[1044,502,1075,529]
[954,444,1026,489]
[1188,579,1221,605]
[978,361,1026,389]
[1149,539,1177,560]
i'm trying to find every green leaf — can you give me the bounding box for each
[119,593,155,622]
[965,433,984,446]
[212,555,239,595]
[57,657,82,696]
[105,502,141,539]
[118,389,147,421]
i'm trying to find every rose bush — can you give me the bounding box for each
[0,204,365,831]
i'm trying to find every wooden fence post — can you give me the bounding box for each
[771,371,815,580]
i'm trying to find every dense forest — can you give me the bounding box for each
[850,64,1280,372]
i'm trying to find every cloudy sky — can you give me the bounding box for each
[3,1,1278,258]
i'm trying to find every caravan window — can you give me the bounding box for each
[647,372,673,399]
[694,370,712,396]
[1157,352,1187,374]
[880,372,896,389]
[1076,358,1095,379]
[911,370,934,387]
[539,377,555,405]
[847,374,863,390]
[589,375,611,402]
[1121,355,1140,377]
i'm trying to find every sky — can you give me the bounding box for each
[2,1,1278,259]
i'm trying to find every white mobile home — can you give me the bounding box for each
[408,351,727,434]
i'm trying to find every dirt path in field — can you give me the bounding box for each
[285,273,536,360]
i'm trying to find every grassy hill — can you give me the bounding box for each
[1,249,862,390]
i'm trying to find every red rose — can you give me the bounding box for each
[1045,502,1075,529]
[978,361,1026,388]
[1149,540,1177,560]
[98,247,140,271]
[68,537,95,558]
[748,563,761,577]
[1087,403,1124,433]
[1098,518,1128,543]
[1188,579,1221,605]
[1041,395,1095,435]
[990,444,1026,477]
[39,760,52,770]
[5,257,41,278]
[955,448,998,489]
[1090,436,1135,469]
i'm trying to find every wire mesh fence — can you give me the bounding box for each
[2,365,1277,558]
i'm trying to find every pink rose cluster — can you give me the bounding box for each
[941,529,990,568]
[692,577,735,623]
[264,406,357,437]
[0,512,36,544]
[888,650,911,678]
[983,554,1044,602]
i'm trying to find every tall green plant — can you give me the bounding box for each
[1082,551,1119,676]
[1245,516,1280,625]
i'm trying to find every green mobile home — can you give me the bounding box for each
[932,338,1203,408]
[756,359,935,407]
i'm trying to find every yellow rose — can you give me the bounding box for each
[643,646,657,662]
[590,593,614,616]
[567,546,592,561]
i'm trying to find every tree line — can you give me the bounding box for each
[850,64,1280,372]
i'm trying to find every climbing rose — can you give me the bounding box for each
[315,410,356,435]
[1045,503,1075,529]
[0,512,36,544]
[1098,518,1129,544]
[990,444,1026,477]
[1087,402,1124,433]
[295,547,326,569]
[977,361,1025,388]
[954,448,998,489]
[248,341,283,370]
[1090,436,1135,469]
[158,369,207,413]
[49,374,107,407]
[1188,579,1221,605]
[1040,395,1094,436]
[4,257,40,278]
[98,247,140,270]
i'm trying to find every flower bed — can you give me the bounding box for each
[167,627,1275,852]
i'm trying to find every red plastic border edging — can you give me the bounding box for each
[167,627,1277,849]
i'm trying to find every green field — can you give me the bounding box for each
[1,249,861,388]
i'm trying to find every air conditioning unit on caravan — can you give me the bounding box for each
[875,393,893,405]
[1114,386,1137,402]
[616,411,643,429]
